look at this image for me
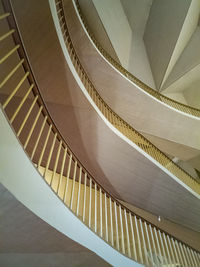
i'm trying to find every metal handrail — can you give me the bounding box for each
[73,0,200,118]
[0,1,199,266]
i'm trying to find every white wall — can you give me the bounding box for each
[183,82,200,109]
[128,35,156,88]
[161,0,200,88]
[162,92,188,105]
[120,0,155,88]
[78,0,120,63]
[92,0,132,69]
[144,0,193,89]
[92,0,155,88]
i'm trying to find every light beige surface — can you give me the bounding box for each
[78,0,120,64]
[143,0,197,89]
[92,0,132,69]
[120,0,155,88]
[142,132,200,162]
[10,0,200,232]
[188,154,200,172]
[162,27,200,92]
[65,0,200,152]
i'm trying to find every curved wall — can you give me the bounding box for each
[49,0,200,232]
[0,107,141,267]
[65,0,200,152]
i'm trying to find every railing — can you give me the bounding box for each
[73,0,200,119]
[0,1,200,266]
[54,0,200,199]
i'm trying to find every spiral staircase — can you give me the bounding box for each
[0,0,200,266]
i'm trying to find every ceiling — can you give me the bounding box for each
[89,0,200,109]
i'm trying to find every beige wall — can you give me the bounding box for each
[92,0,132,69]
[144,0,193,89]
[163,27,200,91]
[183,82,200,109]
[78,0,120,63]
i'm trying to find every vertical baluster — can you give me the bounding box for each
[99,99,103,114]
[107,106,111,123]
[129,212,137,261]
[182,245,192,267]
[139,219,148,265]
[109,110,114,125]
[3,72,29,109]
[134,216,143,263]
[162,232,172,265]
[50,140,62,186]
[0,13,10,20]
[57,147,67,194]
[94,183,97,233]
[144,222,153,264]
[82,173,87,222]
[183,245,193,267]
[176,240,185,266]
[102,102,105,117]
[73,55,77,71]
[129,213,137,261]
[10,84,34,123]
[114,202,119,251]
[70,160,77,210]
[100,188,103,237]
[89,178,92,228]
[194,251,200,266]
[171,238,179,265]
[187,247,196,267]
[119,205,125,254]
[63,154,72,203]
[149,225,157,263]
[24,106,43,149]
[191,248,198,267]
[0,29,15,42]
[179,243,188,267]
[167,235,176,265]
[153,227,163,264]
[93,91,97,107]
[105,193,108,242]
[44,133,57,178]
[30,116,47,160]
[17,96,39,137]
[37,124,52,168]
[196,252,200,263]
[96,96,100,111]
[109,197,114,246]
[76,166,82,216]
[158,230,167,264]
[124,209,131,258]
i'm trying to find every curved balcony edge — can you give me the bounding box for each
[0,107,141,267]
[49,0,200,198]
[1,1,200,265]
[72,0,200,121]
[65,0,200,153]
